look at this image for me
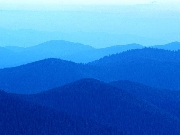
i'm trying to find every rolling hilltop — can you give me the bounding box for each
[0,40,144,68]
[152,41,180,51]
[21,79,180,134]
[0,40,95,68]
[0,58,91,94]
[110,80,180,118]
[1,40,180,68]
[1,48,180,93]
[89,48,180,90]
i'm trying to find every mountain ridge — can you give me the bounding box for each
[152,41,180,51]
[1,48,180,94]
[0,89,119,135]
[110,80,180,118]
[22,78,180,135]
[1,41,180,68]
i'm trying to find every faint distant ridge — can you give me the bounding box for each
[1,40,180,68]
[65,43,144,63]
[4,46,26,52]
[152,41,180,51]
[22,40,95,58]
[0,28,169,47]
[0,40,95,68]
[26,40,94,53]
[0,46,15,55]
[0,40,144,68]
[0,46,17,68]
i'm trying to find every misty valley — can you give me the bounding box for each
[1,40,180,134]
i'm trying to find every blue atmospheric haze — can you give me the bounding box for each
[0,5,180,47]
[1,4,180,135]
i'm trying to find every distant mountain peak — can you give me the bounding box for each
[152,41,180,51]
[34,40,94,49]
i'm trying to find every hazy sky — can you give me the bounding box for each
[0,0,180,47]
[1,0,180,5]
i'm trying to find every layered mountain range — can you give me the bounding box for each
[1,40,180,134]
[1,40,180,68]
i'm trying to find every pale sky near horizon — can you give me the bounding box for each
[0,0,153,5]
[0,0,179,11]
[0,0,180,5]
[0,0,180,47]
